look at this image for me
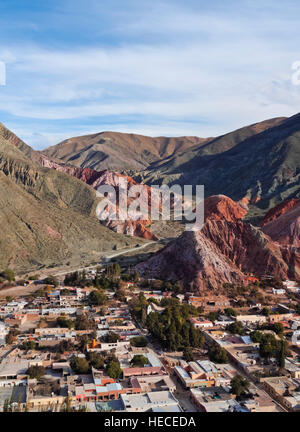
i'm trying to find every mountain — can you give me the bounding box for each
[42,116,299,216]
[0,123,140,273]
[136,195,299,291]
[135,115,300,213]
[42,131,211,173]
[38,158,159,240]
[261,198,300,248]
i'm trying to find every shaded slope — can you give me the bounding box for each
[0,124,139,272]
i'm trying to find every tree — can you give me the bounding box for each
[209,345,228,363]
[226,321,245,335]
[75,314,96,331]
[58,340,74,354]
[106,360,122,379]
[130,336,148,348]
[27,365,45,380]
[261,307,270,316]
[208,311,219,322]
[0,269,15,282]
[87,352,105,370]
[272,323,284,336]
[70,357,90,374]
[183,347,194,362]
[89,290,107,306]
[230,375,250,397]
[104,332,121,343]
[133,270,140,283]
[22,340,36,351]
[56,316,74,329]
[130,355,148,368]
[43,275,59,287]
[224,308,237,317]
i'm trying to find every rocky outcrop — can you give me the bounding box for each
[137,195,299,291]
[38,157,158,240]
[261,199,300,248]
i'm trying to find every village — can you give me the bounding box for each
[0,265,300,413]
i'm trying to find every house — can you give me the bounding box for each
[120,391,181,412]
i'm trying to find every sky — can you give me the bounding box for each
[0,0,300,149]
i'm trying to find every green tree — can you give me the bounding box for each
[56,316,74,329]
[130,355,148,367]
[70,357,90,374]
[22,340,36,351]
[230,375,250,397]
[183,347,194,362]
[106,360,122,379]
[27,365,46,380]
[130,336,148,347]
[87,352,105,370]
[224,308,237,317]
[43,275,59,287]
[226,321,245,335]
[0,269,15,282]
[209,345,228,363]
[89,290,107,306]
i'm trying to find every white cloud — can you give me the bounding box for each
[0,0,299,148]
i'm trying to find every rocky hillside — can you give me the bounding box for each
[38,158,159,241]
[0,124,140,273]
[261,199,300,248]
[42,131,210,172]
[136,115,300,212]
[137,195,299,291]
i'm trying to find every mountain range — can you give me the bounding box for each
[0,123,141,273]
[0,113,299,289]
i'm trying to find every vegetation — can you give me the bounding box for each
[27,365,46,380]
[0,269,15,282]
[70,357,90,374]
[130,355,148,368]
[131,296,204,352]
[22,340,36,351]
[74,314,96,331]
[130,336,148,348]
[56,316,74,329]
[250,331,288,366]
[106,360,122,379]
[230,375,250,397]
[89,290,107,306]
[208,345,228,363]
[103,332,121,343]
[226,321,246,335]
[43,275,59,287]
[86,352,105,370]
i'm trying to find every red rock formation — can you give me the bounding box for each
[261,199,300,248]
[204,195,247,222]
[261,198,300,226]
[137,195,299,291]
[38,155,158,240]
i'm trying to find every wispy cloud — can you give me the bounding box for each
[0,0,299,149]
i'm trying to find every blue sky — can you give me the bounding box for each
[0,0,300,149]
